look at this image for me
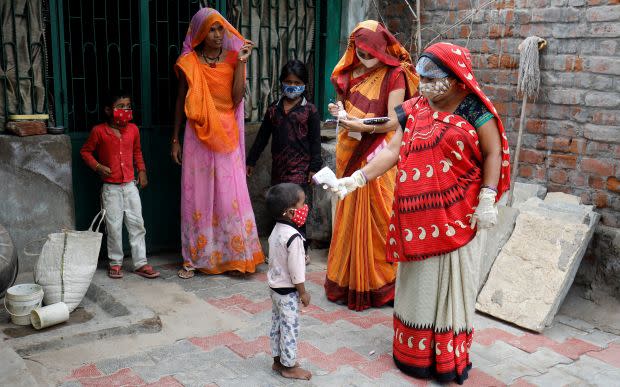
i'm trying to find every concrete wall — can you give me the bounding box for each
[0,135,75,271]
[379,0,620,296]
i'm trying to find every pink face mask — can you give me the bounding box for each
[113,108,133,127]
[289,204,309,228]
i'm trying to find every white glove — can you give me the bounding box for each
[472,187,498,229]
[331,170,367,199]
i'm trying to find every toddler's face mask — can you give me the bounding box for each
[288,204,309,228]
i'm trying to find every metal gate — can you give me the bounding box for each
[41,0,341,252]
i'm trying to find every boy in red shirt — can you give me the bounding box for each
[81,90,159,279]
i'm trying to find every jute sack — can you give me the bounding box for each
[34,210,105,313]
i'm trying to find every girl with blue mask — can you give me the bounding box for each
[247,59,323,265]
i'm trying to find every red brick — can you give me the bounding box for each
[476,328,519,346]
[549,154,577,168]
[189,331,243,351]
[519,149,546,164]
[519,165,534,178]
[507,333,557,353]
[526,119,547,134]
[581,158,615,176]
[607,177,620,193]
[79,368,144,387]
[550,338,600,360]
[593,110,620,125]
[549,168,569,184]
[227,336,270,358]
[569,171,587,187]
[588,343,620,368]
[593,191,609,208]
[548,184,573,194]
[356,353,395,379]
[461,368,505,386]
[67,364,103,380]
[589,175,606,189]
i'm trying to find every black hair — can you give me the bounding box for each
[104,89,132,108]
[265,183,304,220]
[279,59,309,85]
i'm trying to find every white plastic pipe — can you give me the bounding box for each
[30,302,70,330]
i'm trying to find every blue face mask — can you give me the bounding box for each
[282,84,305,99]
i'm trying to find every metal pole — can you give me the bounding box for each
[139,0,151,128]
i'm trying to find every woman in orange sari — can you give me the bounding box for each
[325,21,418,311]
[171,8,264,279]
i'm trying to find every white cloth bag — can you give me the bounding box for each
[34,210,105,313]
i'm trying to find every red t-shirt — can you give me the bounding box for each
[80,123,146,184]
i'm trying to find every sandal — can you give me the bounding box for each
[134,264,160,279]
[108,265,123,279]
[177,267,195,279]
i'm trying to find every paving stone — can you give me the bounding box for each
[371,370,428,386]
[580,330,620,349]
[58,381,82,387]
[95,352,155,375]
[542,322,588,343]
[132,347,239,383]
[78,368,145,387]
[310,365,376,386]
[509,347,573,373]
[147,339,202,363]
[523,368,585,386]
[558,354,620,379]
[471,341,530,364]
[485,361,541,385]
[554,314,596,333]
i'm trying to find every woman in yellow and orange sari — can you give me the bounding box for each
[325,21,418,311]
[171,8,264,279]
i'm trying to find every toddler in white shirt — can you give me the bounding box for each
[265,183,311,380]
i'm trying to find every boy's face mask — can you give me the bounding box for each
[113,108,133,127]
[288,204,309,228]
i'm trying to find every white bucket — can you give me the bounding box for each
[30,302,70,330]
[4,284,44,325]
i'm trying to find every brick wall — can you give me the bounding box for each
[379,0,620,227]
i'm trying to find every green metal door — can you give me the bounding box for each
[46,0,340,254]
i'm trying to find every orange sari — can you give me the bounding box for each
[325,21,418,311]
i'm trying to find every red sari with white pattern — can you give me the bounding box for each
[387,43,510,385]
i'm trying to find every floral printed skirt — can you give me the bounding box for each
[181,125,264,273]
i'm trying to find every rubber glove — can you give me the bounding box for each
[472,187,498,229]
[331,170,367,199]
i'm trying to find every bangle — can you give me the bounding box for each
[369,125,376,134]
[481,184,498,193]
[95,163,100,170]
[171,138,178,144]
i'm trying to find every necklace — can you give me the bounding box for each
[201,47,222,68]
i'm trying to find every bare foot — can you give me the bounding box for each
[279,365,311,380]
[272,359,300,372]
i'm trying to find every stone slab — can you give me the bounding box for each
[478,205,520,293]
[476,194,600,332]
[0,346,38,386]
[508,182,547,208]
[0,134,75,272]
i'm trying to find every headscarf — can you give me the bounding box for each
[181,8,244,55]
[176,8,245,153]
[331,20,418,98]
[422,42,511,199]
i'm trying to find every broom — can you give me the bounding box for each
[507,36,547,205]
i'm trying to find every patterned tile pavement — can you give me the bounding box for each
[58,255,620,387]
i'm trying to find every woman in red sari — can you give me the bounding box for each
[332,42,511,384]
[325,20,418,311]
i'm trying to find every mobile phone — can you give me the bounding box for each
[362,117,390,125]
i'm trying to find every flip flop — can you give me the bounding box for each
[108,265,123,279]
[178,267,195,279]
[134,264,160,279]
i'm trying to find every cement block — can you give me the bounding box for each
[0,134,75,271]
[508,182,547,208]
[0,346,38,386]
[478,205,520,293]
[476,194,600,332]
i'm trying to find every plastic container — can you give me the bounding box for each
[4,283,44,325]
[30,302,70,329]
